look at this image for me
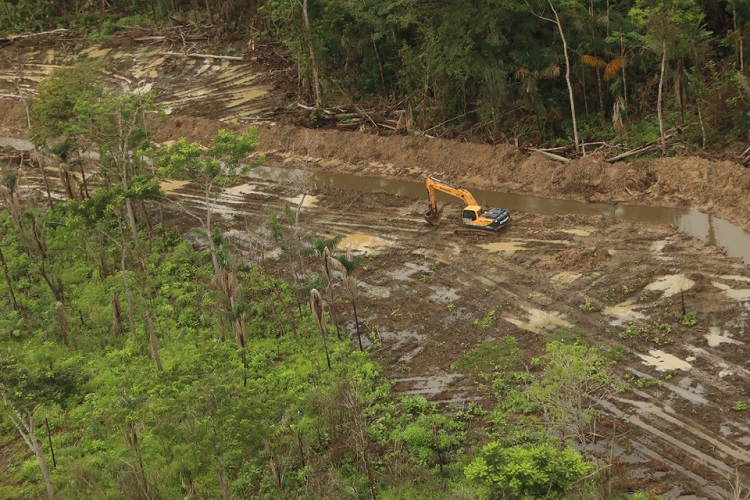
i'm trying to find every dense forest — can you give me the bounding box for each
[0,1,746,499]
[3,0,750,152]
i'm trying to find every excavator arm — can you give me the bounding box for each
[425,176,480,225]
[425,176,479,211]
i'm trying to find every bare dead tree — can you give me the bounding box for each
[0,232,19,313]
[341,382,376,500]
[310,288,331,368]
[323,246,347,339]
[527,0,580,154]
[0,385,55,500]
[344,274,363,351]
[111,293,123,336]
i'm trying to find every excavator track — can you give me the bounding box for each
[452,227,499,236]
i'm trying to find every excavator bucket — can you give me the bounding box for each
[425,205,444,226]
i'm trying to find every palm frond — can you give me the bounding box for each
[604,57,622,81]
[514,67,531,80]
[540,64,561,80]
[581,54,606,70]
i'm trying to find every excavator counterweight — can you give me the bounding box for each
[424,176,510,231]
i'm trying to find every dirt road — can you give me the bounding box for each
[2,33,750,497]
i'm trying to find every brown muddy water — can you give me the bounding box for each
[245,166,750,265]
[3,136,750,264]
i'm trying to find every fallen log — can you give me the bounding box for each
[135,36,168,42]
[334,112,364,120]
[136,35,207,43]
[0,153,30,162]
[376,122,398,131]
[605,144,657,163]
[605,126,687,163]
[0,28,68,45]
[528,148,571,164]
[297,103,334,115]
[160,51,243,61]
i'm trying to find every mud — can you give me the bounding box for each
[2,33,750,498]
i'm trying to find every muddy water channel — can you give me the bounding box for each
[246,165,750,265]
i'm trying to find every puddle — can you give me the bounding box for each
[637,349,692,372]
[650,239,674,261]
[378,328,425,343]
[719,274,750,283]
[375,328,427,363]
[397,346,424,364]
[160,179,190,193]
[226,88,270,109]
[650,239,668,253]
[442,309,472,328]
[223,183,265,197]
[428,286,460,304]
[175,194,243,215]
[603,299,647,326]
[0,137,34,150]
[504,307,571,334]
[717,366,734,378]
[629,368,708,405]
[42,48,56,64]
[674,377,708,404]
[263,247,282,260]
[478,240,528,254]
[583,440,646,465]
[645,274,695,297]
[134,82,154,95]
[712,282,750,301]
[81,47,111,58]
[395,372,463,396]
[387,262,432,281]
[359,281,391,299]
[705,326,744,347]
[720,422,750,446]
[560,229,591,237]
[339,233,393,254]
[283,194,318,207]
[550,272,581,284]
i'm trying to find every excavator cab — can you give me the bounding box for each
[462,207,480,223]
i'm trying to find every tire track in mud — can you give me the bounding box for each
[396,217,750,497]
[0,43,280,124]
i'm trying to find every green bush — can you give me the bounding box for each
[465,441,595,499]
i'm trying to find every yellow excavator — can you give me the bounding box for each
[424,176,510,231]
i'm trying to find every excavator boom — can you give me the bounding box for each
[424,176,510,232]
[426,176,479,211]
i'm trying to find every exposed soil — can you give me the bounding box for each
[2,31,750,498]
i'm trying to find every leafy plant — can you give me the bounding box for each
[602,345,628,362]
[452,337,522,379]
[473,310,496,329]
[579,299,596,312]
[465,441,596,499]
[681,311,698,326]
[543,328,588,346]
[732,401,749,411]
